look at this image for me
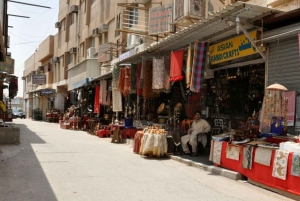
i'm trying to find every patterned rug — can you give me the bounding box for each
[254,147,273,166]
[272,150,289,180]
[213,141,222,165]
[226,145,240,161]
[291,152,300,177]
[242,146,254,169]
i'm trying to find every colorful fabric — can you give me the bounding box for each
[169,50,184,81]
[163,56,171,93]
[291,152,300,177]
[136,63,143,95]
[186,44,193,89]
[94,85,100,114]
[123,66,131,97]
[100,80,111,106]
[152,57,165,92]
[187,93,201,119]
[142,62,159,98]
[118,68,125,94]
[272,150,289,180]
[190,41,206,93]
[254,147,272,166]
[112,66,122,112]
[213,141,222,165]
[130,64,137,93]
[242,146,253,169]
[226,145,240,161]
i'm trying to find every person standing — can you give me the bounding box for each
[181,111,211,156]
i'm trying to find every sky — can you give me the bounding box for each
[5,0,59,97]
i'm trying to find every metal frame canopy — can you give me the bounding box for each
[117,2,281,64]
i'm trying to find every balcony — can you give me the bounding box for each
[267,0,289,7]
[37,36,54,62]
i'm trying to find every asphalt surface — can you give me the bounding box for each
[0,119,296,201]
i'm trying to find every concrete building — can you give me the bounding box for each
[22,0,300,120]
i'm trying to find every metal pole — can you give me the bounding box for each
[7,0,51,9]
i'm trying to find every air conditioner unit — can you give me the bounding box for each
[126,34,143,50]
[92,28,100,37]
[99,23,108,33]
[69,47,77,54]
[173,0,205,22]
[134,43,150,54]
[87,47,97,58]
[55,22,61,28]
[135,0,150,3]
[38,66,44,72]
[69,5,79,13]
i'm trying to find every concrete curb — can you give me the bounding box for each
[169,155,243,181]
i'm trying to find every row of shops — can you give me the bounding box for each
[29,2,300,198]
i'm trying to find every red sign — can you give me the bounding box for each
[94,86,100,114]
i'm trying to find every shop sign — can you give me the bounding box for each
[41,89,55,95]
[209,30,262,65]
[32,74,46,85]
[119,49,135,61]
[149,4,173,35]
[0,58,14,74]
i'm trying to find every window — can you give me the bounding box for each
[100,0,104,22]
[58,30,61,47]
[129,8,138,28]
[115,13,121,37]
[61,19,65,30]
[70,13,75,25]
[68,53,73,64]
[80,43,85,57]
[89,37,95,48]
[81,0,86,13]
[91,0,96,5]
[60,56,64,67]
[106,0,110,20]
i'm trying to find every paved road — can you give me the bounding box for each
[0,119,295,201]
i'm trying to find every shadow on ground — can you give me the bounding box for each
[0,122,58,201]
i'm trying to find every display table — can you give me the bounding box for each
[110,124,125,143]
[139,133,167,157]
[133,131,144,153]
[124,127,143,139]
[211,141,300,197]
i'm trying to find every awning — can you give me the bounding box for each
[116,2,281,64]
[73,79,88,90]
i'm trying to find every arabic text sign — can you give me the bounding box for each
[209,30,261,65]
[149,4,173,35]
[41,89,55,96]
[32,74,46,85]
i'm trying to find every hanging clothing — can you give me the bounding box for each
[94,85,100,114]
[130,64,137,93]
[152,57,165,92]
[77,89,82,101]
[185,44,193,88]
[136,63,143,96]
[142,62,159,98]
[190,41,206,93]
[123,66,131,97]
[112,66,122,112]
[170,50,184,81]
[118,68,126,94]
[163,56,171,93]
[100,80,111,106]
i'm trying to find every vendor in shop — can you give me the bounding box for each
[181,111,211,156]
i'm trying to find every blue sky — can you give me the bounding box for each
[6,0,59,97]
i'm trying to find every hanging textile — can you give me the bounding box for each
[130,64,137,93]
[140,58,146,88]
[120,66,131,97]
[282,91,296,126]
[242,146,253,169]
[185,44,193,89]
[187,93,201,119]
[190,41,206,93]
[118,68,126,94]
[112,66,122,112]
[163,56,171,93]
[291,152,300,177]
[213,141,222,165]
[152,57,165,92]
[226,145,240,161]
[262,90,283,126]
[142,62,159,98]
[94,85,100,114]
[254,147,272,166]
[136,63,143,96]
[169,50,184,81]
[100,80,111,106]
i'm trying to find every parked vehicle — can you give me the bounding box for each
[12,109,26,119]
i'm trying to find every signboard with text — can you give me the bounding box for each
[41,89,55,96]
[149,4,173,35]
[32,74,46,85]
[209,30,263,65]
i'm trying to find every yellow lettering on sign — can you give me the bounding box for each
[209,30,264,65]
[0,101,6,112]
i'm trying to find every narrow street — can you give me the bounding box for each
[0,119,295,201]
